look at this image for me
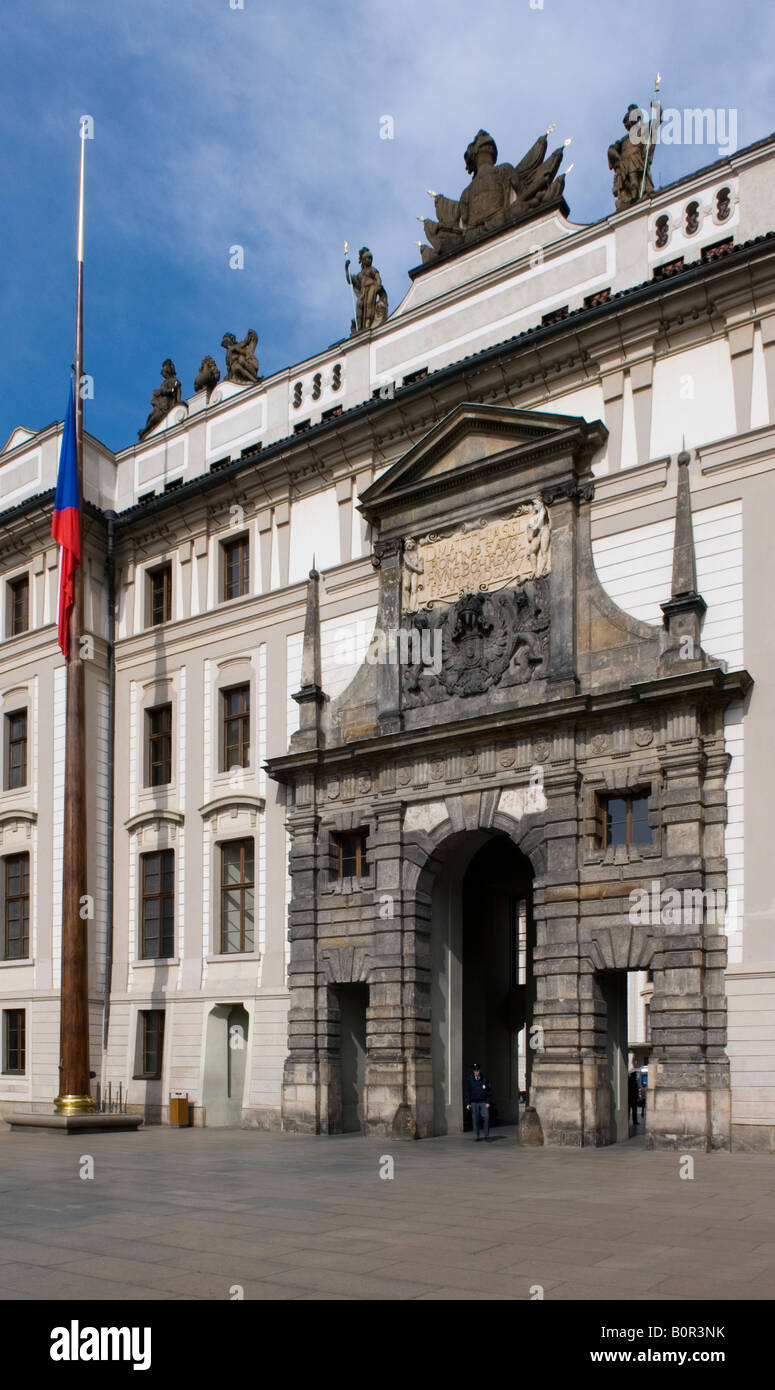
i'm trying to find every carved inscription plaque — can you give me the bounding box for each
[403,500,550,613]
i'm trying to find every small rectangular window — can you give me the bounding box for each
[5,709,27,789]
[137,1010,165,1078]
[146,704,172,787]
[147,565,172,626]
[220,840,254,954]
[600,793,651,848]
[140,850,175,958]
[8,576,29,636]
[3,1009,25,1074]
[222,537,250,601]
[510,898,528,988]
[221,685,250,772]
[3,852,30,959]
[331,831,369,880]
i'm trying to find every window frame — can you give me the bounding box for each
[2,851,30,960]
[221,684,251,772]
[222,535,250,602]
[2,1008,25,1074]
[139,848,175,959]
[135,1009,165,1079]
[219,838,255,955]
[600,792,651,849]
[331,830,370,880]
[147,563,172,627]
[7,574,29,637]
[145,703,172,787]
[4,707,28,790]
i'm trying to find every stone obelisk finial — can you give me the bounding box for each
[660,448,706,669]
[291,563,326,749]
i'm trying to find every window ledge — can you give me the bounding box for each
[0,805,36,825]
[125,809,184,832]
[133,957,180,967]
[325,875,372,893]
[585,843,659,866]
[206,952,261,964]
[199,793,264,819]
[0,957,33,967]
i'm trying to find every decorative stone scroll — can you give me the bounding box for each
[403,499,550,614]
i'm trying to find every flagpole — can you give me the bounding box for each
[55,122,93,1115]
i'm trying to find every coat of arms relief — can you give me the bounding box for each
[401,499,552,704]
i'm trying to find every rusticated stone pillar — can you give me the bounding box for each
[281,797,324,1133]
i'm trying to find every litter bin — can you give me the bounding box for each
[169,1091,189,1127]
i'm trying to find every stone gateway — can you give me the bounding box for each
[268,407,749,1151]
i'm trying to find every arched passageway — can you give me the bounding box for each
[429,831,534,1134]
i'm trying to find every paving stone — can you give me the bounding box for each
[1,1125,774,1301]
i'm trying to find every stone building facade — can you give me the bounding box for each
[0,125,774,1150]
[269,406,748,1150]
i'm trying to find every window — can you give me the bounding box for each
[147,565,172,626]
[510,897,528,988]
[140,850,175,958]
[220,840,254,954]
[3,1009,25,1074]
[222,536,250,601]
[137,1010,164,1078]
[600,794,651,849]
[5,709,27,789]
[331,831,369,879]
[146,704,172,787]
[3,852,30,959]
[8,575,29,636]
[222,685,250,771]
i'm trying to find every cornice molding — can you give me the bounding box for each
[198,794,265,821]
[125,809,185,833]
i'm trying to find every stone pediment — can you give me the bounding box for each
[358,403,606,529]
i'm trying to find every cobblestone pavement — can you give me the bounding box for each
[0,1124,773,1301]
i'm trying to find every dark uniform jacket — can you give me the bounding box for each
[465,1073,491,1105]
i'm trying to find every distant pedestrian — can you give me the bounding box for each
[640,1068,647,1117]
[465,1063,492,1141]
[628,1067,640,1128]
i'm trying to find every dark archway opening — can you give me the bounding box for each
[431,831,534,1135]
[332,983,368,1133]
[462,836,535,1129]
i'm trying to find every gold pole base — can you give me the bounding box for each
[54,1094,96,1116]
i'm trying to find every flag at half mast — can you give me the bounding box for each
[51,377,80,657]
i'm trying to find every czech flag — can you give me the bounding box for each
[51,379,80,657]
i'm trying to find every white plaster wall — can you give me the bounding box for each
[650,342,736,456]
[288,489,340,583]
[591,499,743,666]
[727,963,775,1135]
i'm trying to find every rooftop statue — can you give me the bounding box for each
[221,329,259,385]
[345,246,388,334]
[138,359,182,441]
[419,127,569,264]
[608,98,662,211]
[194,355,220,398]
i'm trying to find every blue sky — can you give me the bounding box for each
[2,0,773,454]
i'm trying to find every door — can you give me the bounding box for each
[599,971,629,1142]
[338,984,368,1133]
